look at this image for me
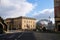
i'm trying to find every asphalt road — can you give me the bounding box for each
[0,31,36,40]
[34,32,60,40]
[0,31,60,40]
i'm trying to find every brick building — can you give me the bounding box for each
[54,0,60,31]
[4,16,36,31]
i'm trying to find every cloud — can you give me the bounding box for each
[33,8,54,19]
[0,0,36,18]
[33,8,54,16]
[33,8,54,23]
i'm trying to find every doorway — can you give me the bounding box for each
[58,25,60,31]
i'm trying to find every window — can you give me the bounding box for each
[31,21,32,23]
[31,25,32,27]
[27,20,28,23]
[24,21,26,23]
[24,25,26,27]
[33,25,34,27]
[55,1,60,6]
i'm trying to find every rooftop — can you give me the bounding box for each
[5,16,36,20]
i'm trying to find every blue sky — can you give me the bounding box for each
[0,0,54,23]
[26,0,54,17]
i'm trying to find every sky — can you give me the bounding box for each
[0,0,54,23]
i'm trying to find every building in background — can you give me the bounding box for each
[4,16,36,31]
[54,0,60,31]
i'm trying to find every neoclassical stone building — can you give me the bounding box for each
[54,0,60,31]
[4,16,36,31]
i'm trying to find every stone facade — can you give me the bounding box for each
[54,0,60,31]
[4,16,36,31]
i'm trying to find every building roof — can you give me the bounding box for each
[5,16,36,20]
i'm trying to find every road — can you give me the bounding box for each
[0,31,36,40]
[0,31,60,40]
[34,32,60,40]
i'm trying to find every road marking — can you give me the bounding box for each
[18,32,24,38]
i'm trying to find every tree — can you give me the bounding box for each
[0,17,7,34]
[0,23,3,34]
[42,27,46,32]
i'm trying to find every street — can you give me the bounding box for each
[0,31,60,40]
[0,31,36,40]
[34,32,60,40]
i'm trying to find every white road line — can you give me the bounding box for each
[18,32,24,38]
[9,34,16,38]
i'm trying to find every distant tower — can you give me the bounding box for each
[54,0,60,31]
[49,16,51,21]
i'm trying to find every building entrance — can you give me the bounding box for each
[58,25,60,31]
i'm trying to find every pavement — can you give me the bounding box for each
[0,31,60,40]
[5,30,23,33]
